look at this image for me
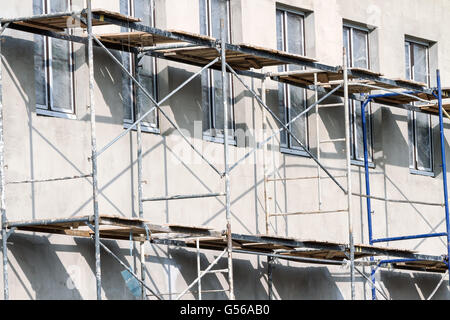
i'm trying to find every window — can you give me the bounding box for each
[200,0,234,142]
[343,24,373,164]
[34,0,75,119]
[120,0,158,133]
[276,8,308,156]
[405,39,433,174]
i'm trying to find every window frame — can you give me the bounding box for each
[122,0,160,134]
[35,0,76,120]
[343,23,375,168]
[201,0,236,144]
[276,7,309,157]
[405,38,433,176]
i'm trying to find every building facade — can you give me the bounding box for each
[1,0,450,299]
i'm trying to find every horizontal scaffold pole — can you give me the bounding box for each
[143,193,225,202]
[352,193,444,207]
[269,209,347,217]
[6,174,92,185]
[372,232,447,243]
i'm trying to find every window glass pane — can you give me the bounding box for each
[352,29,368,69]
[277,9,307,151]
[34,35,47,107]
[122,52,133,121]
[49,0,72,112]
[278,82,288,147]
[343,27,351,67]
[276,10,287,146]
[201,0,232,135]
[212,71,232,133]
[137,56,157,125]
[50,38,72,111]
[353,101,372,161]
[199,0,208,35]
[407,111,415,169]
[289,85,307,149]
[34,0,46,107]
[276,10,283,51]
[134,0,152,25]
[286,13,303,56]
[406,41,432,172]
[210,0,228,41]
[120,0,133,121]
[344,26,372,162]
[405,42,411,79]
[49,0,68,12]
[413,44,428,84]
[415,112,432,170]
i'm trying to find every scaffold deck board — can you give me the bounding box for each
[153,44,316,70]
[96,31,180,48]
[389,260,447,273]
[5,9,141,32]
[5,215,446,273]
[419,102,450,114]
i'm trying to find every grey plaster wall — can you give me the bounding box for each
[0,0,449,300]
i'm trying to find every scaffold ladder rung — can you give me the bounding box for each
[318,103,344,108]
[320,138,346,144]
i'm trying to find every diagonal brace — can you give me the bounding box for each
[85,222,163,300]
[227,63,346,192]
[176,248,227,300]
[89,33,222,176]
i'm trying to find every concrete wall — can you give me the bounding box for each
[1,0,450,300]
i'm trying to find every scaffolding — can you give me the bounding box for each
[0,1,449,300]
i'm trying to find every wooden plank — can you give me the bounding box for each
[349,67,383,77]
[391,78,427,88]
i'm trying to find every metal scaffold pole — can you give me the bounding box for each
[221,19,234,301]
[314,73,322,211]
[360,97,376,300]
[0,21,8,301]
[135,52,146,300]
[436,69,450,289]
[87,0,101,300]
[343,47,355,300]
[261,78,269,235]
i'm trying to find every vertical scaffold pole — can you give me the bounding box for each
[267,256,273,300]
[343,47,355,300]
[314,73,322,211]
[221,20,234,300]
[0,21,8,301]
[196,238,202,300]
[262,78,269,235]
[135,53,146,300]
[361,98,376,300]
[87,0,101,300]
[437,69,450,286]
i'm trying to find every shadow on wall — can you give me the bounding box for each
[269,262,345,300]
[75,237,136,300]
[8,233,138,299]
[380,270,450,300]
[164,247,269,300]
[7,233,84,300]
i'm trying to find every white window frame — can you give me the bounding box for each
[122,0,159,134]
[201,0,235,144]
[405,38,433,176]
[343,23,375,168]
[36,0,76,120]
[277,7,309,157]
